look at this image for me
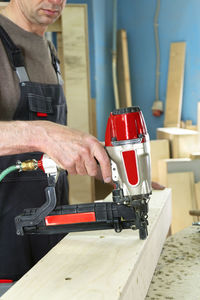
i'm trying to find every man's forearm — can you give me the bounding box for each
[0,120,112,182]
[0,120,43,155]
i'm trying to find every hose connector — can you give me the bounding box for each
[17,159,38,172]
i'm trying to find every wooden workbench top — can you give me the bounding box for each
[146,226,200,300]
[1,189,171,300]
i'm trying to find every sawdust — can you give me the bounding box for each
[146,226,200,299]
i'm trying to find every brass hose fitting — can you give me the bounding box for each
[19,159,38,172]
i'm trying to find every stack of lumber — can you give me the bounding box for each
[150,139,200,234]
[151,40,200,234]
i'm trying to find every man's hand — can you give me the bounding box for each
[151,181,165,190]
[0,120,112,182]
[36,121,112,183]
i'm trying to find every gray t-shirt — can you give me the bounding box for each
[0,14,58,120]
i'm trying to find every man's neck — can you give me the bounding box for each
[1,4,46,36]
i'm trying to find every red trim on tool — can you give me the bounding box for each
[37,112,47,117]
[105,110,147,146]
[45,212,96,226]
[0,280,13,283]
[122,150,139,186]
[37,154,45,173]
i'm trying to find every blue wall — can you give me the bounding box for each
[68,0,200,140]
[117,0,200,139]
[67,1,200,140]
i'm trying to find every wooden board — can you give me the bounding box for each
[150,139,170,182]
[0,3,7,10]
[167,172,196,234]
[60,5,94,204]
[117,29,132,107]
[157,127,200,158]
[197,102,200,132]
[146,226,200,299]
[158,158,200,185]
[164,42,186,127]
[2,189,172,300]
[195,181,200,210]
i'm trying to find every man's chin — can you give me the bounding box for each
[36,14,60,26]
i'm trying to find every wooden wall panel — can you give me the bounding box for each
[60,5,94,204]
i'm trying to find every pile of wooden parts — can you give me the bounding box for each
[151,40,200,234]
[150,138,200,234]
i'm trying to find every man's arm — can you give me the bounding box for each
[0,121,112,183]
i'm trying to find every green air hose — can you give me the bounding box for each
[0,165,19,182]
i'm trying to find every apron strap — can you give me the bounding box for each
[47,41,64,86]
[0,25,63,85]
[0,25,29,82]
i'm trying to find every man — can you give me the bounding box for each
[0,0,111,281]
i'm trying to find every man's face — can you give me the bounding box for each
[16,0,66,26]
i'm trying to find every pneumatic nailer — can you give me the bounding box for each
[12,106,152,240]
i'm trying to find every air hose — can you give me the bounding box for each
[0,165,20,182]
[0,155,58,183]
[0,159,38,183]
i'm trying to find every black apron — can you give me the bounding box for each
[0,25,69,281]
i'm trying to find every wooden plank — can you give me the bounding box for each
[158,158,200,184]
[47,18,61,33]
[195,181,200,210]
[0,3,7,9]
[158,159,199,226]
[157,159,168,186]
[185,120,197,131]
[150,139,170,182]
[2,189,172,300]
[157,127,200,158]
[117,29,132,107]
[95,179,113,200]
[167,172,196,234]
[197,102,200,131]
[91,98,97,137]
[164,42,186,127]
[190,152,200,159]
[56,32,65,83]
[60,5,94,204]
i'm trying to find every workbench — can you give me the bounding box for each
[1,189,171,300]
[146,226,200,300]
